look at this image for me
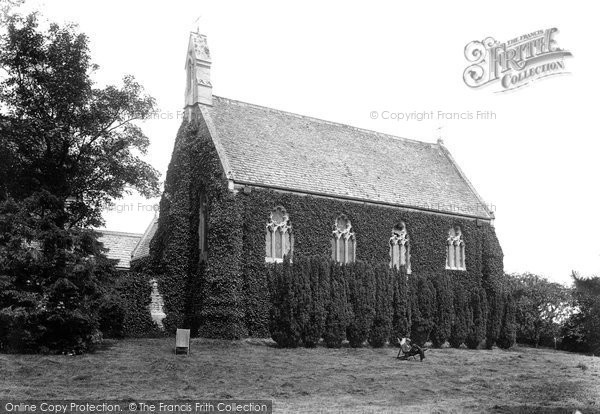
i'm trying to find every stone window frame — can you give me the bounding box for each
[265,206,293,263]
[446,226,466,271]
[389,221,411,274]
[331,214,356,264]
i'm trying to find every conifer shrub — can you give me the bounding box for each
[390,267,410,344]
[450,282,469,348]
[368,264,393,347]
[497,291,517,349]
[265,256,510,351]
[298,257,326,347]
[466,288,488,349]
[410,274,437,346]
[485,285,504,349]
[431,273,454,347]
[323,263,349,348]
[269,259,301,347]
[346,262,376,347]
[295,258,311,347]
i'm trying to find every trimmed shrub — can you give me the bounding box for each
[450,282,469,348]
[497,291,517,349]
[264,255,512,352]
[298,257,325,347]
[485,285,504,349]
[323,263,349,348]
[410,274,437,346]
[347,262,376,347]
[368,264,393,347]
[466,288,488,349]
[390,267,410,344]
[268,259,301,347]
[431,273,454,347]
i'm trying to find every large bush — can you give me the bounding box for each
[0,219,112,353]
[562,273,600,355]
[509,273,572,347]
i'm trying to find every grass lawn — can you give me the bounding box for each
[1,338,599,413]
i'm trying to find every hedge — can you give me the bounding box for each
[267,257,516,349]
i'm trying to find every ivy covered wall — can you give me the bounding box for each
[239,187,504,339]
[147,113,246,338]
[146,112,505,343]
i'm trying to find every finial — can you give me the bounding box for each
[192,15,202,33]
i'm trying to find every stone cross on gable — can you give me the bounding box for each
[193,16,202,33]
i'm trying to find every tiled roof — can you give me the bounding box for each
[98,231,142,269]
[131,214,159,261]
[202,96,492,219]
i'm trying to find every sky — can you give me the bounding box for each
[11,0,600,285]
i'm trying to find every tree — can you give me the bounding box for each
[509,273,572,347]
[562,272,600,354]
[0,13,159,353]
[0,0,23,26]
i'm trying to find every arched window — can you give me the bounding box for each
[390,222,411,273]
[446,226,466,271]
[265,206,293,262]
[198,192,208,262]
[332,215,356,263]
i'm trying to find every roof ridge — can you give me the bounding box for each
[212,95,438,147]
[97,230,143,238]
